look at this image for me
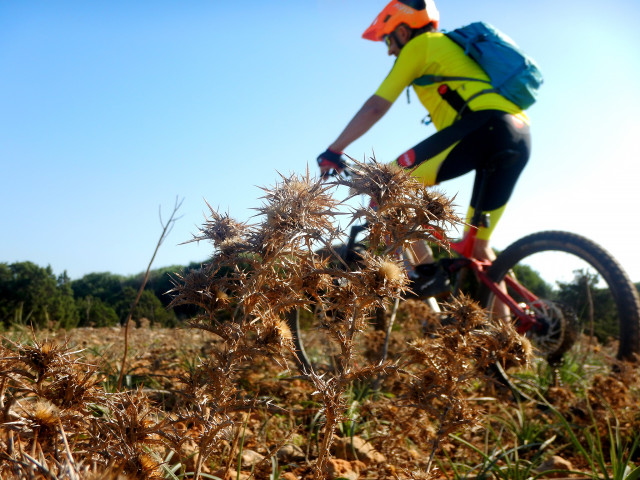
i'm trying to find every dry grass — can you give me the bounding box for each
[1,324,639,479]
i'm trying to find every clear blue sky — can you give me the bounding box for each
[2,0,639,282]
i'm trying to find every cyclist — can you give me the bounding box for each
[317,0,531,298]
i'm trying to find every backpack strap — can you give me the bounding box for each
[413,74,498,120]
[437,84,470,116]
[413,74,492,86]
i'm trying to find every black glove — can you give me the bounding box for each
[317,148,347,178]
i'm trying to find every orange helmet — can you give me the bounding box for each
[362,0,439,42]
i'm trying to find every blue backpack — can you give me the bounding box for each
[414,22,543,111]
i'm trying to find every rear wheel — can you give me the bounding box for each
[286,308,313,374]
[480,231,640,362]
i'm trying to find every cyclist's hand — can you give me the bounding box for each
[317,148,347,179]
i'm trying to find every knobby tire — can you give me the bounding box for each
[479,230,640,361]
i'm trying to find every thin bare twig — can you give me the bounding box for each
[117,196,184,390]
[58,420,80,480]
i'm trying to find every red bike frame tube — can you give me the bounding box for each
[444,227,541,334]
[450,226,478,258]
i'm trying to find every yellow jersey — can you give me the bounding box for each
[374,32,529,131]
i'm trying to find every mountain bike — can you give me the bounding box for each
[285,163,640,374]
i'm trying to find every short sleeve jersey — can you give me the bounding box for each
[374,32,529,131]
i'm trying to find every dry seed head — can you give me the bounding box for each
[40,341,54,355]
[18,338,68,381]
[378,260,404,284]
[495,330,533,368]
[124,452,164,479]
[337,158,407,204]
[189,204,248,250]
[519,335,534,363]
[274,317,294,345]
[404,337,436,364]
[257,315,295,352]
[291,268,333,298]
[338,159,460,251]
[26,400,61,428]
[169,267,233,311]
[492,317,532,361]
[441,295,488,333]
[45,365,104,409]
[288,178,313,194]
[255,171,339,239]
[360,253,409,296]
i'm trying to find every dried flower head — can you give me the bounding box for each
[440,295,489,334]
[336,158,461,253]
[186,202,249,255]
[255,313,295,354]
[253,169,340,253]
[23,400,61,430]
[42,363,105,410]
[378,259,405,284]
[481,317,533,369]
[15,338,73,384]
[360,253,409,298]
[124,452,165,480]
[169,266,233,312]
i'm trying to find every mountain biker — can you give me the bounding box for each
[316,0,531,298]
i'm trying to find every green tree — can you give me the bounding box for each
[75,296,120,327]
[0,262,78,328]
[71,272,125,305]
[555,271,618,342]
[512,263,553,298]
[117,286,176,327]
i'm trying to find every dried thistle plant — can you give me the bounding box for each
[335,158,461,254]
[253,170,341,254]
[2,160,526,478]
[398,294,532,475]
[168,170,356,478]
[167,160,468,478]
[0,337,183,479]
[186,201,250,252]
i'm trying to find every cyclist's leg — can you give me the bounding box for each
[392,110,526,247]
[391,110,504,183]
[436,112,531,245]
[392,111,531,303]
[391,111,504,296]
[442,113,530,317]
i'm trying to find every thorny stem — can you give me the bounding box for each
[338,308,360,376]
[117,197,183,391]
[425,406,451,476]
[373,298,400,391]
[382,298,400,363]
[312,308,362,478]
[315,401,338,480]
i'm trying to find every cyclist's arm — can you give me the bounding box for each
[329,95,392,153]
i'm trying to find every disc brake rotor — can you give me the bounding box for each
[523,299,567,356]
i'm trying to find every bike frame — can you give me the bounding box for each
[440,226,541,334]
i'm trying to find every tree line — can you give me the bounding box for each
[0,261,202,329]
[2,260,639,341]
